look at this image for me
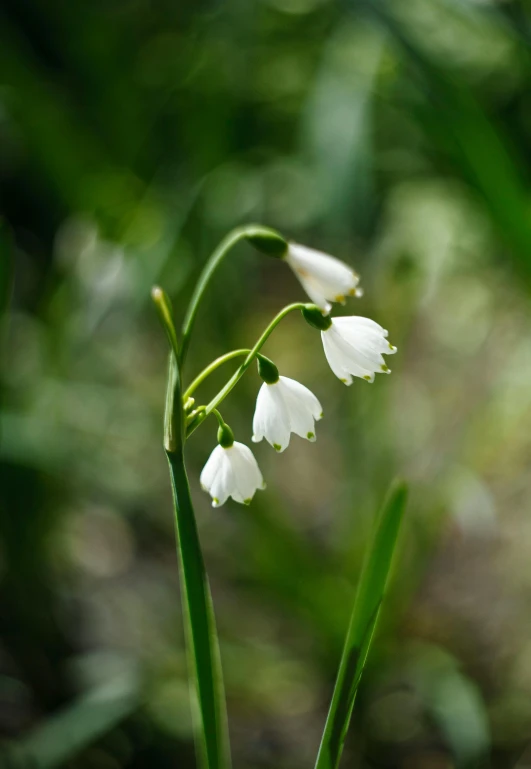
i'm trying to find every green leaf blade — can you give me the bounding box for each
[167,450,231,769]
[315,480,408,769]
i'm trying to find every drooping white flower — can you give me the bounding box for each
[321,316,397,384]
[284,243,362,313]
[252,376,323,452]
[200,442,265,507]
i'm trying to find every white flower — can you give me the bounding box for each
[200,442,265,507]
[285,243,362,313]
[252,376,323,452]
[321,316,397,384]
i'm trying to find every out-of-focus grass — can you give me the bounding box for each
[2,1,531,768]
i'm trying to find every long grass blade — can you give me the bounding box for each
[314,480,407,769]
[167,449,231,769]
[163,354,231,769]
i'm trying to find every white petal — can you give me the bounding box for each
[323,326,380,382]
[333,316,397,356]
[292,271,332,313]
[228,442,265,503]
[209,450,234,507]
[279,376,323,420]
[332,317,396,377]
[252,383,269,443]
[252,382,291,452]
[232,443,264,487]
[281,391,315,439]
[200,445,225,493]
[328,326,379,380]
[321,330,354,385]
[287,244,359,297]
[277,377,322,440]
[334,316,386,335]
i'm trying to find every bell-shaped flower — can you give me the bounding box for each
[321,316,397,384]
[253,375,323,452]
[200,426,265,507]
[285,243,362,314]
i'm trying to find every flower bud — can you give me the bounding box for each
[186,405,206,432]
[257,354,279,384]
[244,226,288,258]
[217,421,235,448]
[301,304,333,331]
[183,396,196,413]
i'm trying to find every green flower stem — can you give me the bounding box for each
[153,292,231,769]
[183,349,251,402]
[211,409,225,427]
[186,302,306,439]
[180,224,284,366]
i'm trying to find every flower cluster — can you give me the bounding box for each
[199,242,397,507]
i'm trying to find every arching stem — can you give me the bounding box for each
[186,302,305,439]
[183,349,251,402]
[179,224,286,367]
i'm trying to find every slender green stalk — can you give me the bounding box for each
[314,481,407,769]
[179,224,284,366]
[187,302,305,438]
[153,291,231,769]
[211,409,225,427]
[183,349,251,401]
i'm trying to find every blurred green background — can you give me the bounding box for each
[3,0,531,767]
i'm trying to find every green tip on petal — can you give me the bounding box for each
[244,498,252,505]
[319,412,324,419]
[381,364,389,372]
[363,375,372,382]
[213,497,219,505]
[273,443,282,452]
[307,432,315,440]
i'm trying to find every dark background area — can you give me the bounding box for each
[2,1,531,767]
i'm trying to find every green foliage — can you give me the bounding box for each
[13,674,140,769]
[2,0,531,767]
[315,481,407,769]
[167,450,231,769]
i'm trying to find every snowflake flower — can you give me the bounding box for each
[253,375,323,452]
[321,316,397,384]
[285,243,362,313]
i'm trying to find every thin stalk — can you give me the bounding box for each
[180,225,274,366]
[187,302,305,438]
[183,349,250,401]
